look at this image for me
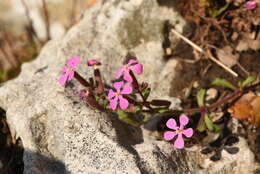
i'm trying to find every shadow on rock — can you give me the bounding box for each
[0,108,68,174]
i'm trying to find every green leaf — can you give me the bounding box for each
[211,3,230,18]
[102,99,108,108]
[197,121,206,132]
[143,88,151,101]
[142,113,152,123]
[212,124,221,133]
[196,89,206,107]
[158,108,169,113]
[199,0,211,7]
[204,114,221,132]
[184,81,194,98]
[204,114,214,131]
[116,110,140,127]
[241,76,256,87]
[212,78,236,90]
[238,81,242,88]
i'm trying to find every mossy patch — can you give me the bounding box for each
[118,1,164,49]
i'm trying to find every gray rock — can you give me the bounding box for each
[0,0,257,173]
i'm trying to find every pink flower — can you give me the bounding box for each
[245,0,257,10]
[164,114,193,149]
[108,81,132,110]
[116,59,143,83]
[58,56,80,85]
[87,59,101,67]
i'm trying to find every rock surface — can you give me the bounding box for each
[0,0,257,173]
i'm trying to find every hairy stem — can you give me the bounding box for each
[74,71,91,88]
[182,82,260,114]
[129,71,154,110]
[94,69,104,94]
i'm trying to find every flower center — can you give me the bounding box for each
[68,66,75,72]
[116,93,121,97]
[176,129,183,134]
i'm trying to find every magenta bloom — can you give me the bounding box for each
[58,56,80,85]
[87,59,101,67]
[164,114,193,149]
[116,59,143,83]
[245,0,257,10]
[108,81,132,110]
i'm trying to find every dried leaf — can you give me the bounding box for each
[236,33,260,51]
[216,46,239,68]
[228,92,260,125]
[250,97,260,125]
[228,92,256,119]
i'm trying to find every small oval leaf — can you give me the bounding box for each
[212,78,236,90]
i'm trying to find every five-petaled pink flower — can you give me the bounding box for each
[164,114,193,149]
[108,81,132,110]
[87,59,101,67]
[116,59,143,83]
[245,0,257,10]
[58,56,80,85]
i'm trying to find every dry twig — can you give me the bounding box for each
[20,0,40,43]
[41,0,51,41]
[171,28,238,77]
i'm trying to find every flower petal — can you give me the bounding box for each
[110,97,118,110]
[58,74,68,85]
[87,59,101,66]
[67,56,80,68]
[245,0,257,10]
[164,131,177,141]
[61,66,69,73]
[108,89,116,99]
[121,83,132,94]
[179,114,189,128]
[67,71,75,81]
[123,71,133,82]
[116,68,125,79]
[113,81,124,92]
[174,134,184,149]
[166,118,178,130]
[119,96,129,110]
[129,63,143,75]
[128,59,138,65]
[182,128,193,138]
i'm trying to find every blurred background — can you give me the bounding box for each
[0,0,95,83]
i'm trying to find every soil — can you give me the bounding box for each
[170,51,260,97]
[168,0,260,168]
